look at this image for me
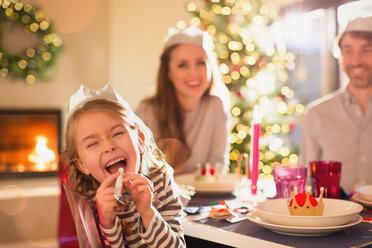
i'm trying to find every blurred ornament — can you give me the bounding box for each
[236,89,243,98]
[38,0,97,34]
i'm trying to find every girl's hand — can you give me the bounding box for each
[95,172,120,229]
[122,173,155,228]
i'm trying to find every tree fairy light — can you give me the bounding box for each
[187,2,197,12]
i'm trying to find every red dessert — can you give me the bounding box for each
[202,166,215,176]
[195,163,217,182]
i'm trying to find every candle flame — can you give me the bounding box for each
[253,105,262,121]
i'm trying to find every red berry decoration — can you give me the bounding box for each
[201,166,215,176]
[209,167,215,176]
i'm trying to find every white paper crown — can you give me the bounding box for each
[344,15,372,33]
[67,84,133,119]
[163,25,213,52]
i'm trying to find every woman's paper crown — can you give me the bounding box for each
[67,84,133,120]
[163,25,213,52]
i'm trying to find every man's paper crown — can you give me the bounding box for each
[67,84,133,120]
[344,15,372,33]
[163,25,214,52]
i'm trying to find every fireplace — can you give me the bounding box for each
[0,109,61,179]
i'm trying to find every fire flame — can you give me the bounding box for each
[28,135,57,171]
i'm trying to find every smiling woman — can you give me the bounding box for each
[0,0,63,83]
[136,26,231,175]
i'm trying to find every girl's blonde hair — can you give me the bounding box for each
[62,99,170,196]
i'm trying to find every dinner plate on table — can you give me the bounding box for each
[175,173,239,194]
[352,193,372,208]
[355,185,372,202]
[247,213,363,236]
[255,198,363,227]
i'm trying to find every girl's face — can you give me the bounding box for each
[168,44,211,104]
[73,111,142,183]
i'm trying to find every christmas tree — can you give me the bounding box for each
[179,0,305,180]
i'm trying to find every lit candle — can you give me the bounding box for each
[244,153,249,179]
[237,153,243,180]
[250,105,262,195]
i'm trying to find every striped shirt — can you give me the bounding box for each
[100,170,186,248]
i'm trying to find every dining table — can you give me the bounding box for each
[182,193,372,248]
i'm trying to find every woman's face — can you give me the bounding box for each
[168,44,212,106]
[73,111,142,183]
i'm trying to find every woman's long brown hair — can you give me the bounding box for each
[140,45,214,149]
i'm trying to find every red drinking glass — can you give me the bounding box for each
[310,161,342,199]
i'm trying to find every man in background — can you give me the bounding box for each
[299,16,372,194]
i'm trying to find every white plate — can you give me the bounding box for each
[355,185,372,202]
[352,193,372,208]
[175,173,238,194]
[255,198,363,227]
[247,213,362,236]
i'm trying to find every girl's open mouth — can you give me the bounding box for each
[105,158,127,174]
